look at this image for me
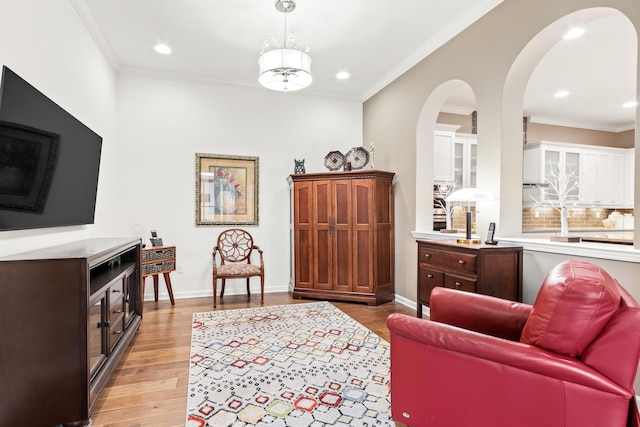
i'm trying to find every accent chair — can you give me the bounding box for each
[388,259,640,427]
[212,228,264,308]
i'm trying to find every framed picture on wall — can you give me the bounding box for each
[195,153,259,226]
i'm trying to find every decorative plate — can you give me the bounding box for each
[324,151,344,171]
[345,147,370,170]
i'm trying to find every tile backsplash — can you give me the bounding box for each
[522,207,634,231]
[449,206,634,232]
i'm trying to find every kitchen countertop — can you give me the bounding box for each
[580,233,634,245]
[412,230,640,264]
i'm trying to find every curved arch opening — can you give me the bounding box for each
[501,7,637,239]
[416,80,477,232]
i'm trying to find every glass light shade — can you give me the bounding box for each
[446,187,494,203]
[258,48,312,92]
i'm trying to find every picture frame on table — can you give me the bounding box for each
[195,153,259,226]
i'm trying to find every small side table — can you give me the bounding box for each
[141,245,176,305]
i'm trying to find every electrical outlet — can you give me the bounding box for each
[177,264,184,273]
[534,210,540,219]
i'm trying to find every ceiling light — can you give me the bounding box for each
[623,101,638,108]
[258,0,312,92]
[336,71,350,80]
[554,90,570,98]
[563,28,585,40]
[154,44,172,55]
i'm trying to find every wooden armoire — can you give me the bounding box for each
[288,170,395,305]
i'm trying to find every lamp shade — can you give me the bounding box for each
[445,187,494,243]
[446,187,494,203]
[258,48,312,92]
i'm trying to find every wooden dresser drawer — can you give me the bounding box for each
[418,267,444,304]
[418,245,477,274]
[444,273,477,293]
[108,317,124,351]
[109,297,124,324]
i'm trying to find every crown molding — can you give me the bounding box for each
[69,0,121,71]
[362,0,504,101]
[529,115,635,133]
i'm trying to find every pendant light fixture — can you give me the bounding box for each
[258,0,312,92]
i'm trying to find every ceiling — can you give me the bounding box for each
[74,0,637,132]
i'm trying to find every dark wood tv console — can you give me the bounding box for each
[0,237,143,426]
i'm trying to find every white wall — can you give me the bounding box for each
[0,1,362,304]
[364,0,640,305]
[0,0,122,256]
[116,74,362,301]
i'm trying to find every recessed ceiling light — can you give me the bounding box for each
[553,90,570,98]
[336,71,350,80]
[154,44,172,55]
[563,28,585,40]
[623,101,638,108]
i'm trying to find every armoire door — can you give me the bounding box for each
[293,181,314,289]
[332,179,353,293]
[352,179,374,293]
[312,180,333,290]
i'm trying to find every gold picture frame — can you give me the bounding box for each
[195,153,259,226]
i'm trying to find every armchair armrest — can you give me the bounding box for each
[430,287,532,341]
[252,245,264,268]
[387,313,630,397]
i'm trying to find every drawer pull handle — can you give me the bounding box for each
[458,260,465,264]
[455,282,462,288]
[427,274,433,278]
[113,330,123,335]
[424,254,431,258]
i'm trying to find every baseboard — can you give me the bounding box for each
[144,284,291,302]
[394,293,429,317]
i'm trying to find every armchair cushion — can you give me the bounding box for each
[520,259,621,357]
[582,306,640,391]
[430,287,532,341]
[216,263,261,276]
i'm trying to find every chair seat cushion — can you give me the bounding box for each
[216,263,261,276]
[520,259,621,357]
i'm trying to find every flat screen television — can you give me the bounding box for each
[0,66,102,231]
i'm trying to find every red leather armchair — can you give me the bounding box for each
[388,259,640,427]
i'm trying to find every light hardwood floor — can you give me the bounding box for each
[90,292,415,426]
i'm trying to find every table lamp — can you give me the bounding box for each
[446,187,494,244]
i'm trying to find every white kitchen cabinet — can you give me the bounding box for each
[624,148,635,207]
[523,142,580,204]
[433,128,456,183]
[454,134,477,188]
[524,141,633,208]
[433,125,477,188]
[581,149,627,206]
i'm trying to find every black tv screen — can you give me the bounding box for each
[0,66,102,231]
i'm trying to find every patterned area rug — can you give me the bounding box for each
[186,301,393,426]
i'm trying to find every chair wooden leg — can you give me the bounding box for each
[221,279,226,298]
[246,278,251,297]
[260,274,264,305]
[213,276,217,308]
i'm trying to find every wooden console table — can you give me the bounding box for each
[142,245,176,305]
[417,239,523,318]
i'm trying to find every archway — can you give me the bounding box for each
[416,80,477,232]
[501,7,638,240]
